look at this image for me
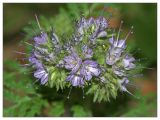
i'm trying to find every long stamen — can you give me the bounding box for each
[82,87,85,99]
[135,58,148,62]
[35,14,42,31]
[24,42,34,47]
[125,26,134,41]
[67,86,72,99]
[13,51,28,55]
[127,74,144,78]
[116,20,123,45]
[135,67,154,70]
[125,89,140,99]
[19,64,31,67]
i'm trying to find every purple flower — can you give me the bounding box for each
[34,33,47,46]
[82,45,93,58]
[34,68,48,85]
[64,50,82,74]
[77,17,108,42]
[106,47,122,65]
[106,37,126,65]
[95,17,108,32]
[118,77,134,96]
[90,30,107,42]
[90,17,108,42]
[123,55,136,70]
[29,54,48,85]
[64,49,101,86]
[28,51,43,69]
[80,60,101,81]
[78,17,95,32]
[77,17,88,35]
[112,65,126,77]
[66,73,84,87]
[118,77,129,92]
[109,37,126,49]
[88,17,95,25]
[51,32,59,45]
[51,32,62,53]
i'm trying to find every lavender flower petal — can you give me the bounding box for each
[66,74,84,86]
[81,60,101,81]
[64,50,82,74]
[88,17,95,25]
[34,69,48,85]
[34,33,47,46]
[28,52,43,69]
[77,17,88,35]
[106,37,126,65]
[95,17,108,31]
[118,77,129,92]
[123,55,136,70]
[106,47,123,65]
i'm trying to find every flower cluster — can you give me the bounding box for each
[21,14,140,102]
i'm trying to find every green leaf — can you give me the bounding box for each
[49,101,65,117]
[71,105,92,117]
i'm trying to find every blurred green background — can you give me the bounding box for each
[3,3,157,117]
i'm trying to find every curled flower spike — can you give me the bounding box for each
[20,10,143,102]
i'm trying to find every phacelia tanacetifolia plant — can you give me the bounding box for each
[17,9,142,102]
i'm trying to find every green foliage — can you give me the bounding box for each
[3,60,48,117]
[4,60,67,117]
[48,101,65,117]
[71,105,92,117]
